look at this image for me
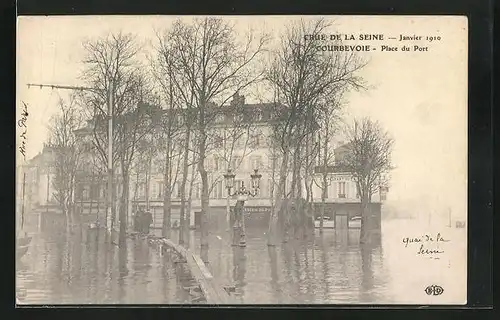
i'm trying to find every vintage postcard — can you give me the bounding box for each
[16,15,467,305]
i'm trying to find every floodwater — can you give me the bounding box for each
[185,218,466,304]
[185,229,392,304]
[16,218,466,305]
[16,226,199,304]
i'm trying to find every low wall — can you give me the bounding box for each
[150,237,233,305]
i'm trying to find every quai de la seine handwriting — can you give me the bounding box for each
[18,101,28,159]
[402,233,450,256]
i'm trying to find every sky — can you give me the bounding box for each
[16,15,468,219]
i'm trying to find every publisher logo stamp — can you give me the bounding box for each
[425,285,444,296]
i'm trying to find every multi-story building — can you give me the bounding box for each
[20,93,386,232]
[16,144,58,228]
[130,94,283,230]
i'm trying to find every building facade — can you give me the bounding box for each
[20,94,387,232]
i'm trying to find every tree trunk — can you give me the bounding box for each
[199,168,209,248]
[198,126,209,248]
[145,156,152,212]
[185,161,197,246]
[89,171,95,221]
[304,171,315,237]
[267,151,288,246]
[360,194,370,244]
[294,171,303,240]
[119,172,129,246]
[179,127,191,245]
[133,169,139,229]
[162,138,172,238]
[287,148,300,241]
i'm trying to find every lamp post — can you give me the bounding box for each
[224,168,262,247]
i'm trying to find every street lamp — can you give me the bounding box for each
[224,168,262,198]
[223,168,262,247]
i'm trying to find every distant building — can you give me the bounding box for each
[16,144,58,228]
[311,143,387,228]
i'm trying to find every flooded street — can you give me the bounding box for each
[184,218,466,304]
[17,218,466,305]
[184,229,393,304]
[16,226,195,304]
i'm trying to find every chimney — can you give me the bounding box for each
[231,92,245,106]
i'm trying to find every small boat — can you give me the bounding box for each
[17,236,32,247]
[17,245,29,260]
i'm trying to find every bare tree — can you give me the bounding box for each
[47,95,85,227]
[339,117,394,243]
[150,38,188,239]
[81,32,155,245]
[157,18,270,250]
[301,129,321,238]
[265,18,367,245]
[313,96,344,233]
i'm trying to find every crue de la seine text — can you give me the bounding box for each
[304,33,441,53]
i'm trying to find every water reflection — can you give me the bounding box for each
[267,247,281,302]
[16,226,194,304]
[193,227,391,304]
[232,247,246,301]
[17,222,394,304]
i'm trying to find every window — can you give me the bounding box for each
[157,182,163,199]
[218,158,226,171]
[216,113,225,123]
[212,180,223,198]
[90,184,100,200]
[138,183,145,198]
[234,180,244,191]
[250,155,263,170]
[177,183,182,198]
[356,184,360,198]
[248,179,260,197]
[380,186,387,201]
[231,156,242,170]
[205,158,213,172]
[235,134,247,148]
[213,156,225,171]
[255,109,264,121]
[214,134,223,148]
[338,182,346,198]
[76,184,83,200]
[82,185,89,200]
[151,181,158,199]
[251,132,263,148]
[177,114,184,125]
[235,113,244,123]
[194,183,200,199]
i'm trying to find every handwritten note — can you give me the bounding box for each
[18,102,28,159]
[402,232,450,258]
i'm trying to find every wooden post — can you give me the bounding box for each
[231,206,239,246]
[239,200,246,247]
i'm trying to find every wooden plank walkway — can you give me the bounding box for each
[159,238,233,305]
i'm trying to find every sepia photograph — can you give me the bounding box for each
[16,15,467,305]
